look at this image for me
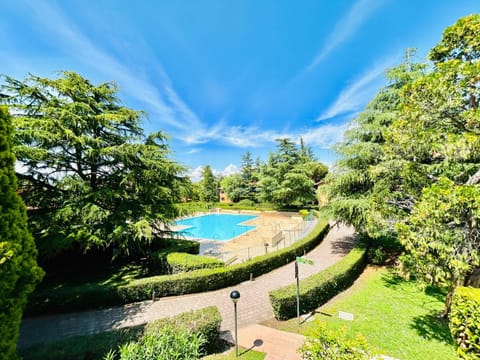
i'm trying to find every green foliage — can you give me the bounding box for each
[397,178,480,295]
[269,245,367,320]
[166,252,224,273]
[1,72,189,259]
[217,202,274,211]
[300,321,375,360]
[201,165,219,202]
[175,202,214,216]
[149,238,200,273]
[367,247,386,265]
[144,306,221,354]
[449,287,480,359]
[325,15,480,316]
[106,326,205,360]
[237,199,256,207]
[220,174,245,202]
[21,306,221,360]
[325,51,427,238]
[257,138,328,207]
[0,106,44,359]
[430,14,480,63]
[298,209,310,219]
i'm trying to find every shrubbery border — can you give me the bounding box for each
[449,286,480,359]
[269,244,367,320]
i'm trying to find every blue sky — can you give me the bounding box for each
[1,1,478,180]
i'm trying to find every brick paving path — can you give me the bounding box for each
[237,324,305,360]
[18,224,355,348]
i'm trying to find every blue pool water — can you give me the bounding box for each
[175,214,257,241]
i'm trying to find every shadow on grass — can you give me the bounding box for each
[239,339,264,356]
[410,312,454,345]
[424,285,447,303]
[381,270,408,288]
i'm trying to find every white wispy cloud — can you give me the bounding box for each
[300,123,349,149]
[316,57,396,121]
[187,166,204,182]
[187,164,239,182]
[22,1,221,138]
[307,0,386,71]
[214,164,240,177]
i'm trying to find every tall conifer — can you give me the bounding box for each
[0,106,43,359]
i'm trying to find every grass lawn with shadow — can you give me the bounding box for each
[202,346,266,359]
[263,266,457,360]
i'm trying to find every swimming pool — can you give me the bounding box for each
[175,213,257,241]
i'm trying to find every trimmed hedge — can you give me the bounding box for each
[26,216,329,314]
[166,252,224,273]
[20,306,221,360]
[449,286,480,359]
[117,217,329,303]
[269,245,367,320]
[150,238,200,273]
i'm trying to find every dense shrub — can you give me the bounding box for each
[175,202,215,216]
[269,245,367,320]
[0,106,44,359]
[166,252,224,273]
[237,199,256,207]
[26,216,329,314]
[449,287,480,359]
[217,202,274,211]
[104,327,205,360]
[299,321,375,359]
[149,238,200,273]
[20,306,221,360]
[144,306,221,354]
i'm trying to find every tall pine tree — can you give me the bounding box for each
[0,106,43,359]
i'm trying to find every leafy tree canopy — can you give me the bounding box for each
[328,14,480,315]
[258,138,328,206]
[1,71,189,259]
[200,165,218,202]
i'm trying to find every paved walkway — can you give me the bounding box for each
[18,224,355,348]
[237,324,305,360]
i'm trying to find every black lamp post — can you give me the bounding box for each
[230,290,241,357]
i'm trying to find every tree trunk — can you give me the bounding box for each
[439,289,454,318]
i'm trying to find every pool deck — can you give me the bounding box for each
[187,210,307,262]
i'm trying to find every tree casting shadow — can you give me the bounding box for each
[410,312,454,345]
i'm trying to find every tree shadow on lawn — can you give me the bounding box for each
[380,271,453,345]
[410,312,454,346]
[381,271,447,303]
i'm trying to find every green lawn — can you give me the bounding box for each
[265,267,457,360]
[203,347,266,359]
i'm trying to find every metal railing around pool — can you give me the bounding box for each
[201,213,318,265]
